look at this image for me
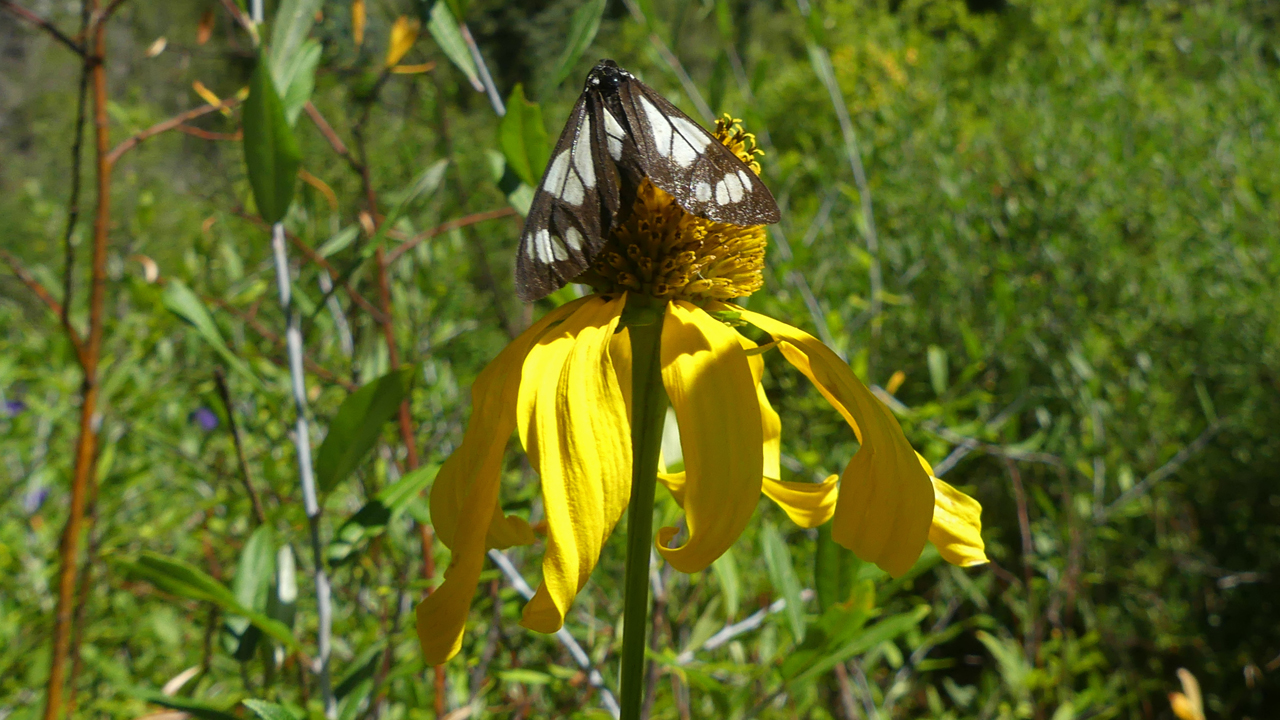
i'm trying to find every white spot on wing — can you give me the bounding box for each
[724,172,744,202]
[695,181,712,202]
[607,136,622,161]
[639,96,672,158]
[715,179,730,205]
[671,135,698,168]
[564,227,584,251]
[737,169,753,191]
[671,117,712,151]
[563,175,585,205]
[543,151,570,193]
[603,109,626,139]
[551,234,568,261]
[534,229,553,262]
[574,116,596,188]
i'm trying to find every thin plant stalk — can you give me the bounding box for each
[44,1,109,715]
[619,312,667,720]
[270,222,336,718]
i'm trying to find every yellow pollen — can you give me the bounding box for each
[578,115,768,302]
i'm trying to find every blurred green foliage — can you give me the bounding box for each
[2,0,1277,718]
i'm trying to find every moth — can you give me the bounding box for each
[514,59,781,302]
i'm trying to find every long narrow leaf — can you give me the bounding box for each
[243,52,301,224]
[315,365,416,493]
[550,0,606,86]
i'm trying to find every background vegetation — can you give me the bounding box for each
[2,0,1277,718]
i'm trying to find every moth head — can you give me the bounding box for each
[586,59,631,93]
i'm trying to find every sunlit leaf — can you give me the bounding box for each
[122,553,299,652]
[762,522,806,642]
[277,39,321,126]
[162,279,263,390]
[269,0,323,86]
[427,1,482,91]
[499,84,549,187]
[242,699,302,720]
[550,0,606,86]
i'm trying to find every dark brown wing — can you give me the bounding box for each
[617,79,780,226]
[514,95,617,302]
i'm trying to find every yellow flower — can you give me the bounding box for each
[416,118,986,664]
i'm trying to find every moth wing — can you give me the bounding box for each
[515,96,613,302]
[618,80,780,226]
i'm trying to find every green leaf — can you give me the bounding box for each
[268,0,323,86]
[762,522,806,642]
[329,463,438,566]
[122,552,299,652]
[790,605,929,684]
[814,523,864,612]
[334,643,384,700]
[318,225,360,257]
[227,524,276,658]
[427,1,482,91]
[315,365,416,493]
[242,698,303,720]
[243,51,301,224]
[927,344,949,396]
[549,0,606,86]
[162,279,263,390]
[367,159,450,258]
[498,669,553,685]
[711,548,741,620]
[499,84,549,187]
[277,39,322,126]
[135,690,241,720]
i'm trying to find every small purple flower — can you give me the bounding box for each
[189,407,219,432]
[24,486,49,514]
[4,399,25,417]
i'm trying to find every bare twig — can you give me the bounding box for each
[674,589,816,665]
[206,294,356,391]
[232,209,389,324]
[0,250,86,361]
[105,98,241,166]
[1005,459,1039,663]
[0,1,84,55]
[458,23,505,116]
[270,223,337,718]
[488,550,621,718]
[61,2,91,335]
[213,368,268,526]
[1097,421,1222,522]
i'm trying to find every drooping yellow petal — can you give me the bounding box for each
[735,306,933,577]
[351,0,366,46]
[915,452,988,567]
[763,476,838,528]
[416,298,587,664]
[656,302,762,573]
[385,16,420,68]
[517,296,630,633]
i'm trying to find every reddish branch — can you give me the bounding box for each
[232,209,389,325]
[0,250,86,359]
[207,295,357,392]
[44,1,109,715]
[0,1,84,55]
[384,207,518,265]
[105,98,241,166]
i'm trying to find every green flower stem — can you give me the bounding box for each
[619,302,667,720]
